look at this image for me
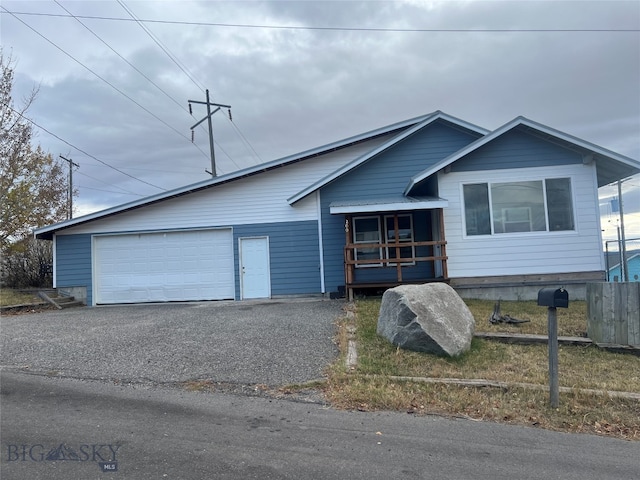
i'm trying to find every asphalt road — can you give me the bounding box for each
[2,372,638,480]
[1,299,342,386]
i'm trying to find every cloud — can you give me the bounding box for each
[1,0,638,223]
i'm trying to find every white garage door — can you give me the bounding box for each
[94,229,234,304]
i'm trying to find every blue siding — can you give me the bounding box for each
[609,256,640,282]
[320,120,478,292]
[234,221,321,298]
[56,234,93,305]
[56,222,321,305]
[452,127,583,172]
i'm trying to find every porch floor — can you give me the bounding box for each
[345,277,449,299]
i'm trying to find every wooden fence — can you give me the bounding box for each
[587,282,640,347]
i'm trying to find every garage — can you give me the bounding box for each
[94,229,234,304]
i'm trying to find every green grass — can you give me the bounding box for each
[324,298,640,440]
[0,288,42,307]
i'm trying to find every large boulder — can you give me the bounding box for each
[377,283,475,357]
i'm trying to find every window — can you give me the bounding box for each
[463,178,574,236]
[385,214,415,265]
[352,214,416,268]
[353,216,382,267]
[546,178,575,231]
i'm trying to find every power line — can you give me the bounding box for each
[115,1,250,171]
[116,0,248,171]
[2,101,166,191]
[52,0,221,166]
[1,6,210,161]
[116,0,206,93]
[76,184,146,196]
[74,169,142,196]
[1,11,638,33]
[53,0,189,115]
[6,5,265,170]
[228,117,264,164]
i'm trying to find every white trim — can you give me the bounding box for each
[592,166,606,271]
[405,116,640,195]
[52,233,57,288]
[91,235,97,306]
[316,191,326,293]
[34,113,444,239]
[239,236,271,300]
[460,176,578,238]
[288,111,488,205]
[384,213,415,266]
[330,199,448,214]
[353,216,383,268]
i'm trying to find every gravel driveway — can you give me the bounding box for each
[0,299,343,386]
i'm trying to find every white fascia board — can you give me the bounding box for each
[520,117,639,168]
[404,116,640,196]
[329,199,448,214]
[34,176,222,238]
[434,111,491,136]
[403,117,522,196]
[287,114,439,205]
[34,113,442,238]
[289,111,489,206]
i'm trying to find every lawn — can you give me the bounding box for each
[324,298,640,440]
[0,288,42,307]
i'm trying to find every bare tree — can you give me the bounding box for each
[1,51,70,286]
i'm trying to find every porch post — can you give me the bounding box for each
[344,215,354,301]
[439,208,448,279]
[393,214,403,282]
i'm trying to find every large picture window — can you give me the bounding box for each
[463,178,574,236]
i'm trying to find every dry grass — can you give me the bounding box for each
[465,298,587,337]
[0,288,41,307]
[323,298,640,440]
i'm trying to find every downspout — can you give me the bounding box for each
[316,190,326,293]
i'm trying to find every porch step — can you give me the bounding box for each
[38,289,84,309]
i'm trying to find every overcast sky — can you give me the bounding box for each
[1,0,639,245]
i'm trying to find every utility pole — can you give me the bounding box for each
[59,155,79,219]
[188,90,231,177]
[617,180,629,282]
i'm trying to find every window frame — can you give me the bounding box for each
[352,216,383,268]
[384,214,416,266]
[462,177,576,237]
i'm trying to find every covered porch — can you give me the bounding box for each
[330,197,449,300]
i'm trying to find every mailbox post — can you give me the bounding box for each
[537,288,569,408]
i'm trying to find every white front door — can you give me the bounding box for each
[239,237,271,299]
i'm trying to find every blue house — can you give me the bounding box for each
[608,253,640,282]
[35,112,640,305]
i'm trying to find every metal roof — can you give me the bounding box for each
[329,196,448,214]
[287,111,489,205]
[404,116,640,195]
[34,113,435,239]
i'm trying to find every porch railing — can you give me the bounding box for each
[343,239,448,299]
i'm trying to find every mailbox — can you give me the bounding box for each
[537,287,569,308]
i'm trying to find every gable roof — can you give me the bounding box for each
[34,113,434,239]
[404,116,640,195]
[286,111,489,205]
[608,253,640,271]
